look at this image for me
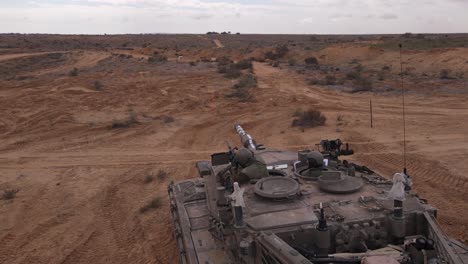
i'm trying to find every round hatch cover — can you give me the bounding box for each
[318,171,363,194]
[254,177,299,199]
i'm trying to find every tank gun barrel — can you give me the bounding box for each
[234,124,257,151]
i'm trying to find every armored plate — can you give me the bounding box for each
[254,176,299,199]
[318,171,364,194]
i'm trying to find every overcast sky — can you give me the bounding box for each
[1,0,467,34]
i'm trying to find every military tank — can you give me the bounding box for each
[168,124,468,264]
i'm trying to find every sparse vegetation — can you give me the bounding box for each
[221,67,242,79]
[157,169,168,181]
[234,59,253,70]
[94,80,104,91]
[377,71,385,81]
[144,174,154,184]
[162,115,175,123]
[288,58,297,66]
[325,75,337,85]
[226,74,257,101]
[346,71,361,80]
[148,54,168,63]
[292,109,326,128]
[354,64,364,72]
[1,189,19,200]
[351,77,373,93]
[293,108,304,117]
[304,56,318,65]
[233,74,257,90]
[218,59,252,79]
[307,78,322,85]
[382,65,391,71]
[264,44,289,60]
[307,75,337,86]
[139,197,162,213]
[217,56,232,66]
[69,67,79,77]
[110,110,140,129]
[440,69,451,79]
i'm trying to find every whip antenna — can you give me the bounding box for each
[398,43,407,174]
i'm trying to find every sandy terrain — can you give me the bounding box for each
[0,34,467,264]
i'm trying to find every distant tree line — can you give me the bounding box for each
[206,31,240,35]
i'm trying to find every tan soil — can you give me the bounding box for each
[0,42,467,264]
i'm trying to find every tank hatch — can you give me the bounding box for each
[254,176,299,199]
[318,171,364,194]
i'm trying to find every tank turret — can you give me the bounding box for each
[168,124,468,264]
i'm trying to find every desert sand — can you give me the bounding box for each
[0,34,467,263]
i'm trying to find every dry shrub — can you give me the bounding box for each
[440,69,450,79]
[139,197,162,213]
[325,75,336,85]
[143,174,154,184]
[217,56,232,66]
[157,170,168,181]
[346,71,361,80]
[223,67,242,79]
[293,108,304,117]
[226,74,257,102]
[305,57,318,65]
[162,115,175,123]
[94,80,104,91]
[233,74,257,89]
[351,77,373,93]
[148,55,167,63]
[110,110,140,129]
[292,110,326,128]
[264,45,289,60]
[233,59,252,70]
[69,67,79,77]
[1,189,19,200]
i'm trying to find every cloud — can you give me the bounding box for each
[1,0,467,34]
[191,13,214,20]
[380,14,398,20]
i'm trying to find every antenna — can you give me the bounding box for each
[398,43,407,174]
